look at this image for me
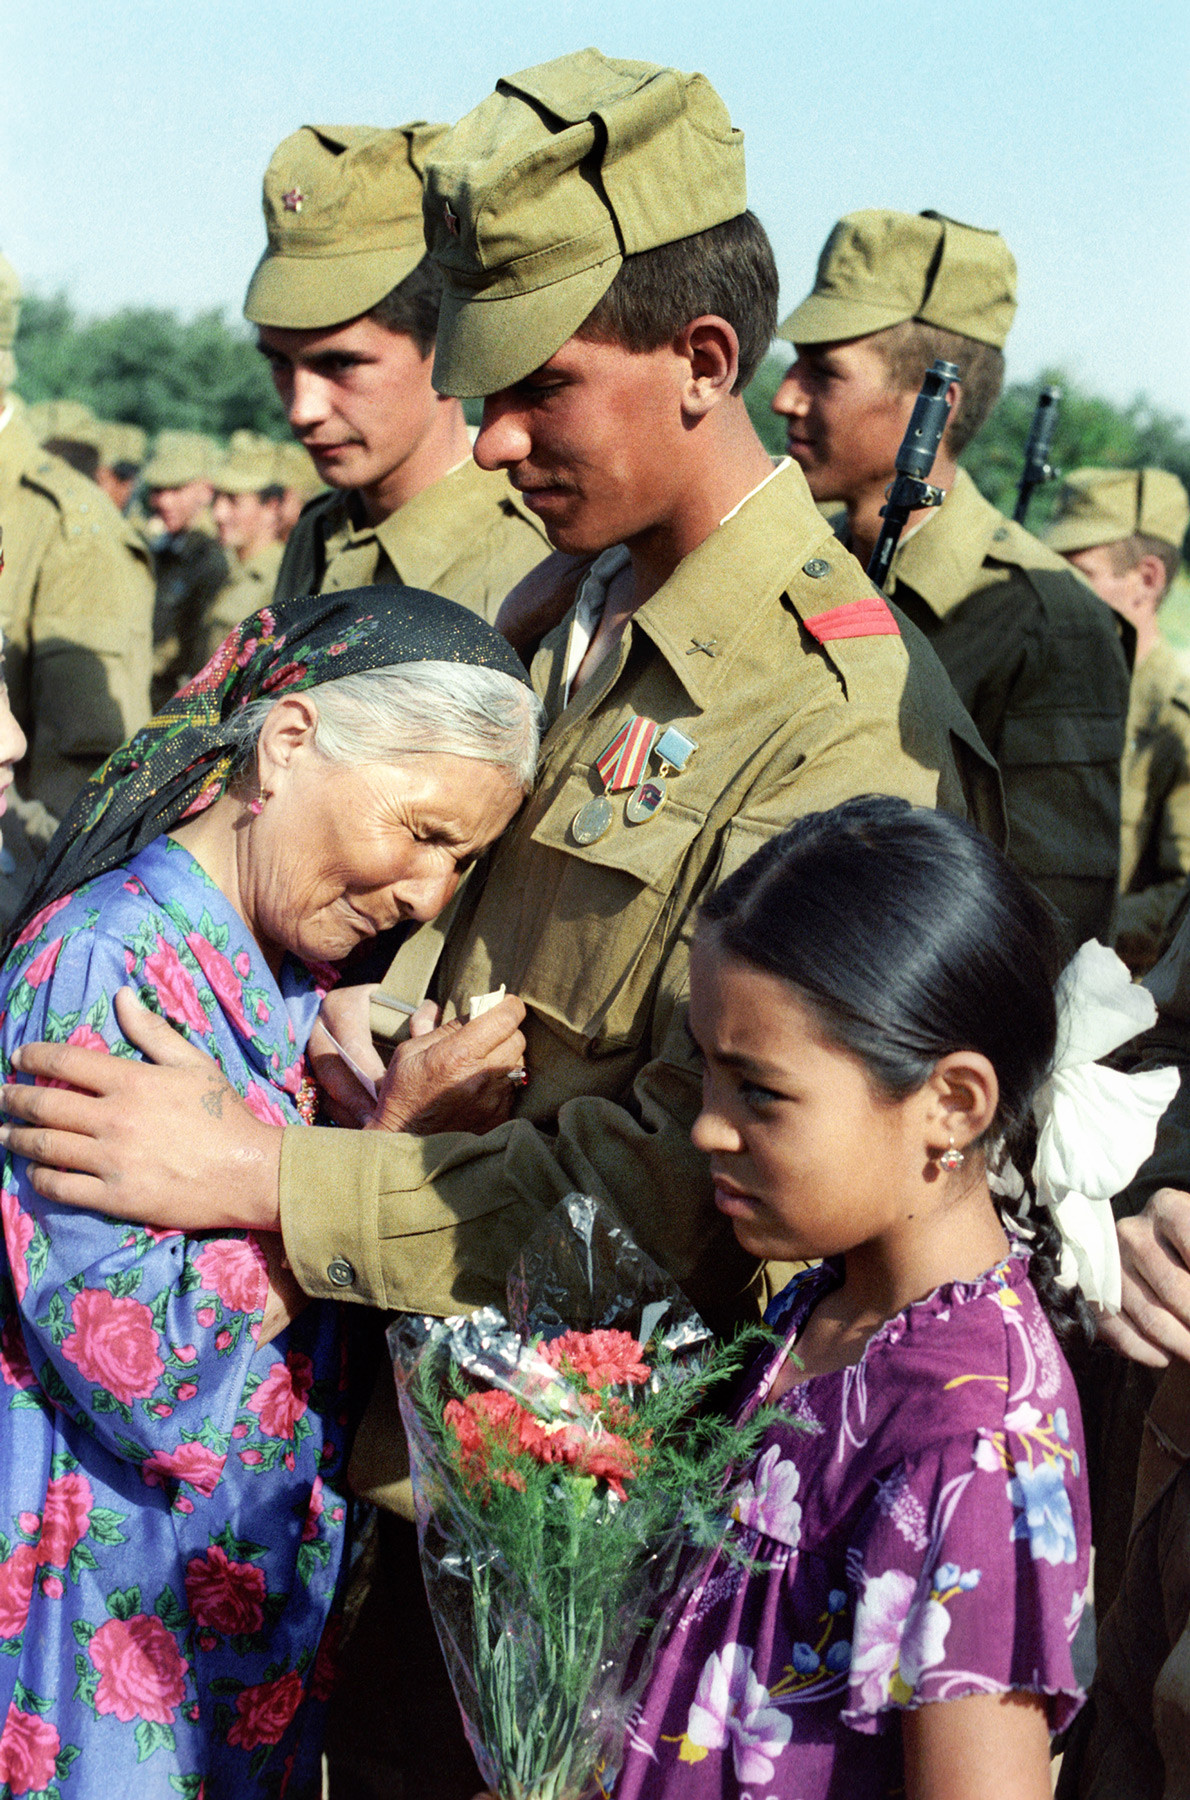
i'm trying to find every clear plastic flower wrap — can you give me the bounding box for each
[388,1193,775,1800]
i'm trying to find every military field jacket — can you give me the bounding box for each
[884,469,1130,947]
[196,539,285,669]
[1113,638,1190,973]
[277,459,1002,1326]
[0,408,153,815]
[272,456,550,622]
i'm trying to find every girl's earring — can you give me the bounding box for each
[248,791,268,818]
[938,1134,965,1172]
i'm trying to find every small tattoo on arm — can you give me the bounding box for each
[200,1081,225,1120]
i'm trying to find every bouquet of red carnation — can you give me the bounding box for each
[389,1194,774,1800]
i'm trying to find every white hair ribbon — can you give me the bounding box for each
[993,940,1179,1311]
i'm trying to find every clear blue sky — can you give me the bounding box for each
[3,0,1188,416]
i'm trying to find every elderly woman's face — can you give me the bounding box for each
[243,726,523,967]
[0,649,28,852]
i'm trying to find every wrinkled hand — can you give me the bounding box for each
[307,982,388,1128]
[0,988,282,1232]
[1097,1187,1190,1366]
[368,995,527,1135]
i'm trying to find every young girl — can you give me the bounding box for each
[616,794,1159,1800]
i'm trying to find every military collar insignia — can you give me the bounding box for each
[443,201,460,236]
[282,187,305,213]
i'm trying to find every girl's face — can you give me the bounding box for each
[687,933,938,1264]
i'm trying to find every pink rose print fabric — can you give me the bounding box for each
[0,838,372,1797]
[616,1253,1090,1800]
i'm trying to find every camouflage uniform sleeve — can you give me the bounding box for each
[25,484,153,815]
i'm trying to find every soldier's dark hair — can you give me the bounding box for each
[869,320,1005,457]
[368,255,443,358]
[1104,532,1182,592]
[576,211,779,394]
[699,794,1093,1353]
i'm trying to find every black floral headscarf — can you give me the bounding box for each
[11,586,530,941]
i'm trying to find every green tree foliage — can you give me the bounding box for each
[960,369,1190,539]
[741,352,791,457]
[14,291,288,439]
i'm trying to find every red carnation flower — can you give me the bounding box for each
[143,936,211,1034]
[540,1329,651,1390]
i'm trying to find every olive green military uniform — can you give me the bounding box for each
[881,470,1129,945]
[1047,467,1190,975]
[197,539,284,665]
[1056,899,1190,1799]
[1112,639,1190,972]
[0,405,154,815]
[278,458,1002,1322]
[293,62,1002,1800]
[273,457,551,623]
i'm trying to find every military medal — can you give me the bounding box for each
[572,715,659,845]
[626,724,698,824]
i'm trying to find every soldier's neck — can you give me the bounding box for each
[358,400,474,526]
[846,446,959,576]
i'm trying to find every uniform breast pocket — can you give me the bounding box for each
[519,771,707,1054]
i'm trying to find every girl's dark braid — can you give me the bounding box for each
[993,1112,1097,1358]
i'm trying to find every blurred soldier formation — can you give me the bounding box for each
[1,43,1189,1800]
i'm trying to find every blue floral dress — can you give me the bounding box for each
[616,1252,1091,1800]
[0,837,370,1800]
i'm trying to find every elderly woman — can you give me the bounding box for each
[0,589,541,1798]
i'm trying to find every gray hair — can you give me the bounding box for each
[228,660,544,790]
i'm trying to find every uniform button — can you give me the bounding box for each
[327,1257,355,1287]
[803,558,832,578]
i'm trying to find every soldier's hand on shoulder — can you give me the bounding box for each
[1098,1186,1190,1366]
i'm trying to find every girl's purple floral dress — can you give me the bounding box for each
[616,1251,1090,1800]
[0,837,371,1800]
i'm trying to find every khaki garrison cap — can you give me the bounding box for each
[244,123,450,330]
[424,48,747,397]
[275,439,323,501]
[143,429,220,489]
[95,419,147,470]
[780,210,1017,351]
[213,431,284,494]
[1047,467,1190,555]
[27,398,102,449]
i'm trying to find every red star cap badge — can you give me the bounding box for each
[282,187,305,214]
[443,200,459,236]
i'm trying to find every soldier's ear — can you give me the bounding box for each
[675,316,739,418]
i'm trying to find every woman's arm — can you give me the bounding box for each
[902,1691,1052,1800]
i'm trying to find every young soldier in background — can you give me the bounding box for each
[249,123,551,621]
[94,420,147,515]
[1048,467,1190,972]
[772,209,1130,948]
[197,432,287,667]
[143,428,229,706]
[0,251,154,818]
